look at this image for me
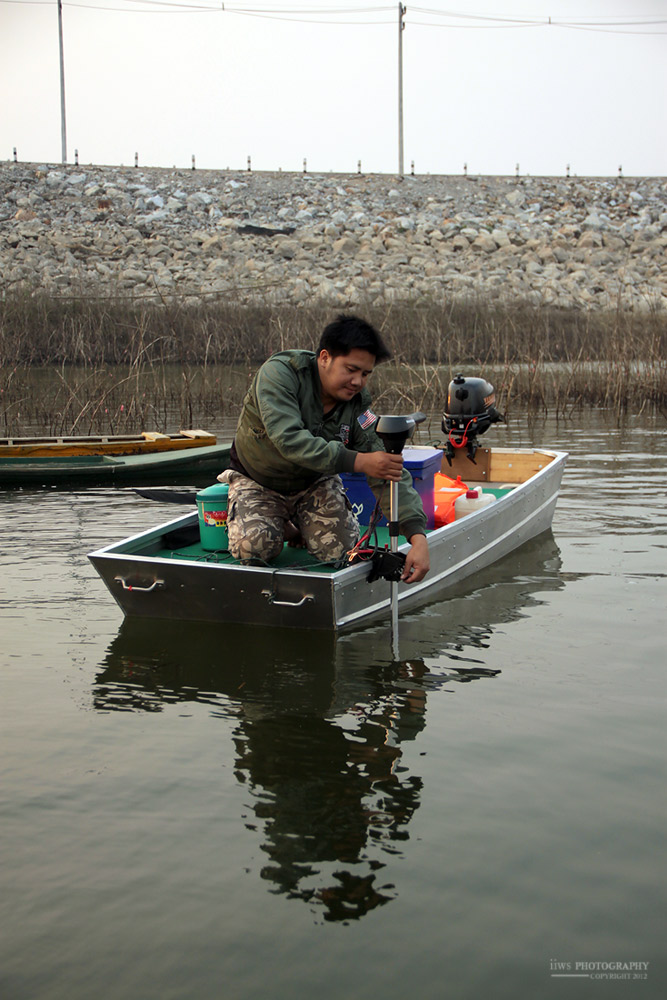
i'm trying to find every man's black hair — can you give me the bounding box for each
[318,314,391,362]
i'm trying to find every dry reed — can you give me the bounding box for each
[1,292,665,436]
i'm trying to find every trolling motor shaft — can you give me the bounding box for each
[375,413,426,541]
[375,411,425,555]
[374,412,425,659]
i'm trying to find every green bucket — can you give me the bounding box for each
[196,483,230,551]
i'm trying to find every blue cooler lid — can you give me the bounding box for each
[403,447,443,473]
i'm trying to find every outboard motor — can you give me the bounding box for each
[442,374,503,465]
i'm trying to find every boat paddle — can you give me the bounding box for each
[133,488,198,504]
[375,412,425,659]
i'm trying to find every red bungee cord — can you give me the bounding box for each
[449,417,477,450]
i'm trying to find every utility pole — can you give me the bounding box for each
[398,3,405,177]
[57,0,67,163]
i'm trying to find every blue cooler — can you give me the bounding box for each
[197,482,230,551]
[341,446,442,529]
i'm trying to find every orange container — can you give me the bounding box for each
[433,473,468,527]
[435,473,468,491]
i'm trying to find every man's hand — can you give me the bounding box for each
[402,533,430,583]
[354,450,404,482]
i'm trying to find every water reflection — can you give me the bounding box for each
[233,663,424,919]
[94,534,564,921]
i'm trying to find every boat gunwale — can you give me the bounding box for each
[0,430,216,454]
[0,442,229,467]
[88,448,568,588]
[334,450,567,625]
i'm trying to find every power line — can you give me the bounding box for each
[407,7,667,33]
[411,6,666,23]
[408,19,667,35]
[4,0,667,31]
[1,0,218,6]
[226,9,394,23]
[1,0,395,18]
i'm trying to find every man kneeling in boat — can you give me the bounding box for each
[218,314,430,583]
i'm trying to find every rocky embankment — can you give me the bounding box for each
[1,162,666,310]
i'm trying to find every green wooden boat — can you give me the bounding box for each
[0,431,232,485]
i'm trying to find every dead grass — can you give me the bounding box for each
[1,293,665,435]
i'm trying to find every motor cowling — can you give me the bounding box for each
[442,374,503,464]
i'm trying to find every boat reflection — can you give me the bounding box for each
[93,533,564,921]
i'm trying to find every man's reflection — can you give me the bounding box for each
[233,657,428,919]
[95,627,439,920]
[93,534,563,920]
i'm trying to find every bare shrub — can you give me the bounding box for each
[1,292,664,435]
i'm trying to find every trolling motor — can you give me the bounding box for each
[442,374,503,465]
[375,412,425,456]
[372,411,425,659]
[369,414,420,583]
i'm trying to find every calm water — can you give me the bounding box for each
[1,410,665,1000]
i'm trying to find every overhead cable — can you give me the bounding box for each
[3,0,666,32]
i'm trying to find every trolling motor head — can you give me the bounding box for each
[442,375,503,464]
[368,411,426,584]
[375,411,426,454]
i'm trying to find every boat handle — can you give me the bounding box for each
[261,590,314,607]
[114,576,165,593]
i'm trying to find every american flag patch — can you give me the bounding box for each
[357,408,377,430]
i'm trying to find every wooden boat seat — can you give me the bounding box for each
[443,446,556,485]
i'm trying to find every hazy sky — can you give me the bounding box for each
[2,1,666,176]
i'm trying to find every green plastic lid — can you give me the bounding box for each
[196,482,229,501]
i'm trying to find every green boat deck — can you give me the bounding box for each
[153,486,514,574]
[157,524,400,575]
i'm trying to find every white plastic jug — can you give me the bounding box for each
[454,487,496,519]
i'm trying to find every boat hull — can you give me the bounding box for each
[0,430,217,459]
[88,449,567,631]
[0,442,231,485]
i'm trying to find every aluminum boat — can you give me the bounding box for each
[88,446,568,631]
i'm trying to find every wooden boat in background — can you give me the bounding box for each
[88,445,568,632]
[0,430,232,485]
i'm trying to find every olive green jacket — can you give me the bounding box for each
[233,350,427,540]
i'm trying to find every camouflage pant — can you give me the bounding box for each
[218,470,359,564]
